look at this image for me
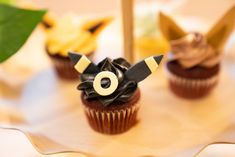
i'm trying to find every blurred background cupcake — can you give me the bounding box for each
[45,15,112,80]
[160,7,235,99]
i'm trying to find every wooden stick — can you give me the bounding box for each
[121,0,134,63]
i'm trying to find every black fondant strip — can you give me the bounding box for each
[125,55,163,83]
[125,60,152,83]
[41,20,52,28]
[69,52,82,64]
[154,55,164,65]
[68,52,99,74]
[87,22,103,34]
[84,63,100,74]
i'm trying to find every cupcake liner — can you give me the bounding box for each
[49,55,79,80]
[83,104,140,134]
[47,51,94,80]
[165,67,219,99]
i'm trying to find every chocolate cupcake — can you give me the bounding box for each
[159,7,235,99]
[45,15,112,80]
[69,52,163,134]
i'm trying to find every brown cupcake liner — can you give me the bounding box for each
[47,49,94,80]
[165,67,219,99]
[49,56,79,80]
[82,104,140,135]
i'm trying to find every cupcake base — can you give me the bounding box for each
[81,90,141,134]
[167,72,219,99]
[47,51,93,80]
[166,61,220,99]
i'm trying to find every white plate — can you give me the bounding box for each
[1,62,235,157]
[1,8,235,156]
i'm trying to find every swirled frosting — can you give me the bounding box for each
[78,58,137,106]
[46,16,96,57]
[169,32,221,69]
[46,16,112,57]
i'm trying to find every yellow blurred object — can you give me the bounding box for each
[135,13,169,59]
[159,12,186,41]
[82,17,113,37]
[46,15,112,57]
[136,36,169,58]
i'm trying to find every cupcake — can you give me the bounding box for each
[159,7,235,99]
[45,15,112,80]
[69,52,163,134]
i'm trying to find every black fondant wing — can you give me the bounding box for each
[125,55,163,83]
[68,52,99,74]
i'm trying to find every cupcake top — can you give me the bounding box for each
[46,15,112,57]
[169,32,221,68]
[159,6,235,69]
[69,53,163,106]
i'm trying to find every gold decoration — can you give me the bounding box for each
[206,6,235,50]
[159,12,186,41]
[46,16,112,56]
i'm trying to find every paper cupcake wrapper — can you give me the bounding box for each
[50,56,79,80]
[165,67,219,98]
[83,104,140,134]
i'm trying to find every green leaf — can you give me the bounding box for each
[0,4,46,63]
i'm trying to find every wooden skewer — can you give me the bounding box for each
[121,0,134,63]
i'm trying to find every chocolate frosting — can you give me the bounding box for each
[78,58,137,106]
[169,32,221,69]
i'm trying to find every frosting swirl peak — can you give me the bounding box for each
[169,32,221,68]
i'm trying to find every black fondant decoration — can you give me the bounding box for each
[125,55,163,82]
[69,52,163,106]
[87,22,104,34]
[78,57,137,106]
[68,52,99,73]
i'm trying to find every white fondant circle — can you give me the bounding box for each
[93,71,118,96]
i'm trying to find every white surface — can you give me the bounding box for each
[0,128,235,157]
[1,28,235,156]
